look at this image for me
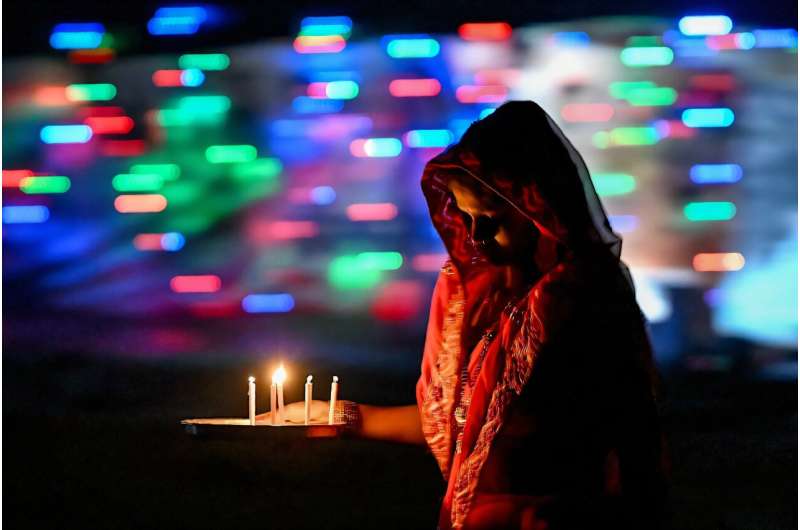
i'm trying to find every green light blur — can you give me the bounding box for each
[66,83,117,101]
[356,251,403,270]
[620,46,674,67]
[625,86,677,106]
[298,25,351,38]
[178,95,231,113]
[626,35,661,46]
[161,181,204,207]
[206,145,258,163]
[231,158,283,180]
[683,202,737,221]
[130,163,181,181]
[178,53,230,71]
[112,173,163,192]
[592,131,610,149]
[326,80,359,99]
[591,173,636,196]
[20,176,71,194]
[328,255,383,290]
[609,127,660,146]
[609,81,656,99]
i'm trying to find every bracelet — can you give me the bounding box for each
[334,400,362,432]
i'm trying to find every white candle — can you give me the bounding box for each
[273,365,287,425]
[248,376,256,426]
[270,382,277,425]
[328,375,339,425]
[304,375,313,425]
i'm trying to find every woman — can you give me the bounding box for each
[271,100,669,529]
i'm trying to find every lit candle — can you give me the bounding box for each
[328,375,339,425]
[248,376,256,426]
[304,375,313,425]
[273,365,287,425]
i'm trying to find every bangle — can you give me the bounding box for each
[334,400,362,433]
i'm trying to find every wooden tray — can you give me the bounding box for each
[181,418,346,439]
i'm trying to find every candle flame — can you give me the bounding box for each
[333,375,339,383]
[306,375,313,383]
[272,365,287,384]
[248,376,255,383]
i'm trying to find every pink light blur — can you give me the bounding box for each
[411,253,450,272]
[455,85,507,104]
[170,275,222,293]
[346,203,398,221]
[561,103,615,122]
[388,79,442,97]
[84,116,135,134]
[114,194,167,213]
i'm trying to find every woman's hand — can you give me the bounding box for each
[255,400,329,424]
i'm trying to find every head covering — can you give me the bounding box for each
[421,100,635,291]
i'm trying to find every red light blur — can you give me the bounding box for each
[3,169,33,188]
[114,194,167,213]
[170,275,222,293]
[101,139,146,157]
[455,85,507,104]
[388,78,442,97]
[84,116,135,135]
[152,70,185,87]
[68,49,115,64]
[458,22,513,41]
[346,203,398,221]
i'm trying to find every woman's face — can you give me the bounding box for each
[447,177,537,265]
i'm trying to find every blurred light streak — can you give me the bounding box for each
[242,293,296,313]
[148,7,206,35]
[170,274,221,293]
[50,23,105,49]
[40,125,93,144]
[131,163,180,181]
[66,83,117,102]
[114,194,167,213]
[753,29,798,48]
[609,80,656,99]
[683,201,736,221]
[100,139,146,157]
[560,103,614,122]
[68,49,115,64]
[84,116,134,134]
[652,119,697,139]
[250,221,319,241]
[79,106,125,117]
[231,158,283,180]
[411,253,449,272]
[20,176,71,194]
[623,86,677,106]
[388,78,441,97]
[349,138,402,157]
[689,74,735,91]
[307,80,359,99]
[458,22,512,41]
[404,129,453,148]
[292,96,344,113]
[346,203,398,221]
[678,15,733,36]
[692,252,745,271]
[681,107,735,127]
[551,31,590,46]
[293,35,346,53]
[3,170,33,188]
[112,173,163,192]
[706,33,755,50]
[620,46,674,67]
[474,69,521,85]
[357,251,403,270]
[310,186,336,205]
[328,255,382,289]
[690,164,742,184]
[455,85,507,103]
[179,53,230,70]
[384,35,440,58]
[133,232,185,251]
[33,86,71,106]
[608,214,639,233]
[206,145,258,163]
[591,173,636,196]
[594,126,660,148]
[2,205,50,224]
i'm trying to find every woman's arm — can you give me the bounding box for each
[356,404,425,445]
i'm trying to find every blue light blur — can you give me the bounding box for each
[242,293,296,313]
[690,164,743,184]
[3,206,50,224]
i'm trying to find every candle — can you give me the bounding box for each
[328,375,339,425]
[304,375,313,425]
[248,376,256,426]
[270,380,277,425]
[273,365,287,425]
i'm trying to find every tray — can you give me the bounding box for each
[181,418,346,439]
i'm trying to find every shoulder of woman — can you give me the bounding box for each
[526,261,593,338]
